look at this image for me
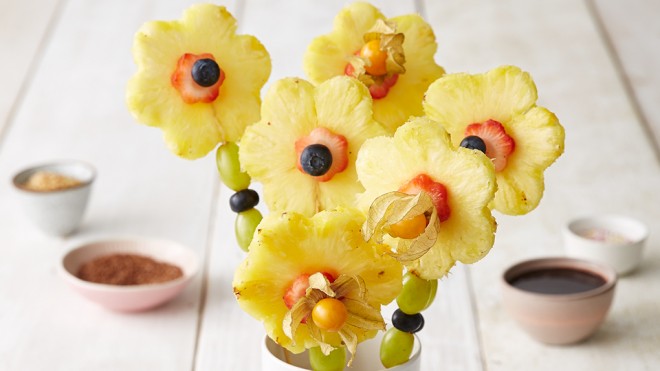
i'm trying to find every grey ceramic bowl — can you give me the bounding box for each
[12,161,96,236]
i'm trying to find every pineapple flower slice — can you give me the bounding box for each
[126,4,271,159]
[356,117,497,280]
[423,66,565,215]
[283,273,385,366]
[239,76,388,217]
[233,208,402,355]
[303,2,445,133]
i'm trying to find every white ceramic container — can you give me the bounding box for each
[12,161,96,236]
[564,215,648,275]
[262,331,421,371]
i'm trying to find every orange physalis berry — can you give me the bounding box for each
[388,213,428,239]
[360,39,388,76]
[312,298,348,332]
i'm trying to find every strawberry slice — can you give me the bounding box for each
[368,74,398,100]
[283,274,310,309]
[295,127,348,182]
[464,120,515,172]
[171,53,225,104]
[283,272,336,309]
[344,62,356,78]
[344,62,399,100]
[399,174,451,222]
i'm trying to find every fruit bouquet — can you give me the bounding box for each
[126,2,564,369]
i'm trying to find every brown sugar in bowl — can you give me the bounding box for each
[60,237,198,312]
[77,253,184,285]
[12,161,96,236]
[501,257,617,345]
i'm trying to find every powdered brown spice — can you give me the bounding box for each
[77,253,183,285]
[24,171,82,191]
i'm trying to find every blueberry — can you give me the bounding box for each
[230,189,259,213]
[460,135,487,154]
[192,58,221,87]
[392,309,424,333]
[300,144,333,176]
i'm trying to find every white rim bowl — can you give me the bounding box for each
[564,215,648,275]
[12,160,96,236]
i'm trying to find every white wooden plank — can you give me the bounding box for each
[424,0,660,370]
[195,1,482,370]
[4,0,657,369]
[591,0,660,155]
[0,0,60,137]
[0,0,237,370]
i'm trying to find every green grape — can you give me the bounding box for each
[396,272,437,315]
[309,346,345,371]
[235,208,262,252]
[380,327,414,368]
[216,142,251,191]
[423,278,438,310]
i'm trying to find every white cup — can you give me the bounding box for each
[262,331,421,371]
[12,161,96,236]
[563,215,648,275]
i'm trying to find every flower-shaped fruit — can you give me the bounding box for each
[127,4,271,159]
[423,66,565,215]
[239,76,388,216]
[357,117,497,280]
[303,2,444,133]
[233,208,402,361]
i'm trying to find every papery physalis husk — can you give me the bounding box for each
[363,20,405,73]
[282,273,385,366]
[347,19,405,87]
[362,191,440,263]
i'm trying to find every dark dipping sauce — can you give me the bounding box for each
[510,268,606,295]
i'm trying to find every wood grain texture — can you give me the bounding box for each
[425,0,660,369]
[0,0,235,370]
[1,0,658,370]
[0,0,60,138]
[591,0,660,157]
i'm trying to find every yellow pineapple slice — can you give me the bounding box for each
[357,117,497,279]
[126,4,271,159]
[303,2,444,133]
[423,66,565,215]
[239,76,388,216]
[233,208,402,354]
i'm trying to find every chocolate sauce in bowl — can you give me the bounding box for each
[510,268,606,295]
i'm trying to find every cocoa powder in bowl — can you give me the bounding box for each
[77,253,183,285]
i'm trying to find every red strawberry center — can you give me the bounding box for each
[295,127,348,182]
[464,120,515,172]
[283,272,336,311]
[399,174,451,222]
[171,53,225,104]
[344,62,399,100]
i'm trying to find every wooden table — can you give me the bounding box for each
[1,0,658,370]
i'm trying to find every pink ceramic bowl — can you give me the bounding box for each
[60,237,198,312]
[501,257,616,345]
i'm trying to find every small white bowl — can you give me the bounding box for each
[60,237,198,312]
[262,331,421,371]
[12,161,96,236]
[564,215,648,275]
